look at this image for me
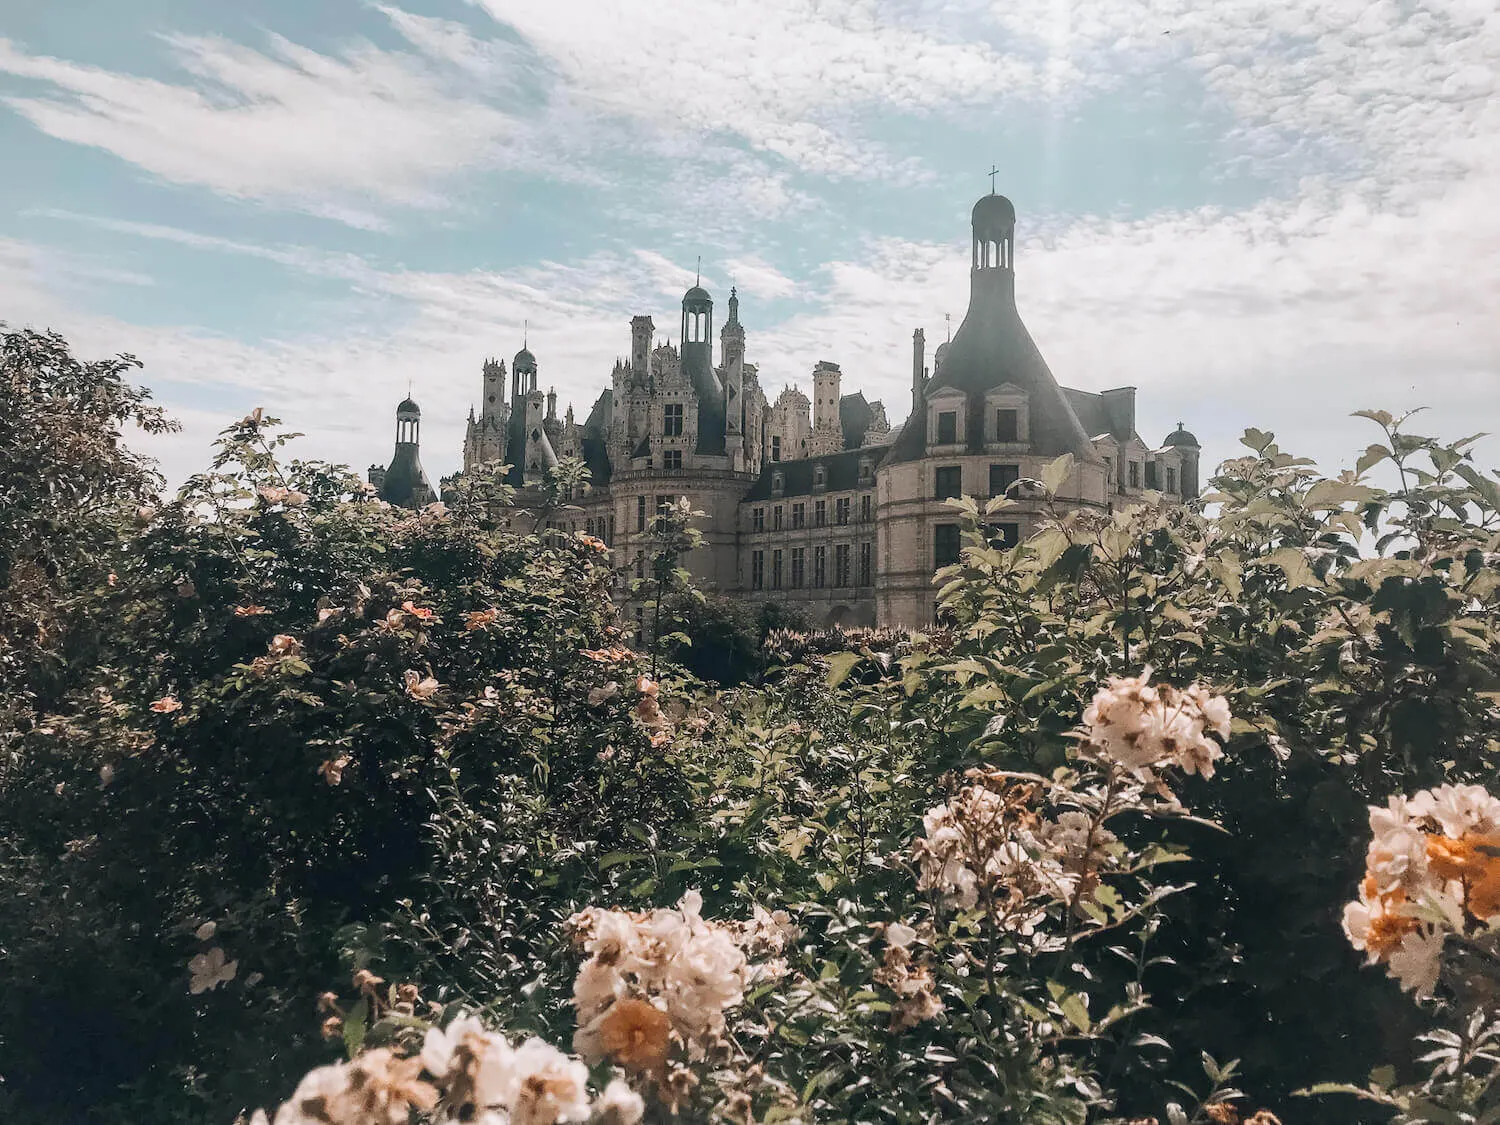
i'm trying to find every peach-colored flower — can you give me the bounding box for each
[635,675,658,697]
[268,634,303,657]
[150,695,183,714]
[579,535,608,552]
[464,609,497,631]
[320,755,351,786]
[401,600,436,622]
[234,604,269,617]
[404,670,441,700]
[597,998,671,1073]
[582,646,635,664]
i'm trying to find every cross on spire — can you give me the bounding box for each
[988,164,1001,193]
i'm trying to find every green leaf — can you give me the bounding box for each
[824,652,862,689]
[343,997,368,1058]
[1059,992,1091,1034]
[1043,453,1075,496]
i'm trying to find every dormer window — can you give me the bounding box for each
[995,409,1018,443]
[937,412,958,444]
[813,465,826,488]
[771,471,785,495]
[858,458,873,484]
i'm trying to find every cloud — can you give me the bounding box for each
[0,26,522,227]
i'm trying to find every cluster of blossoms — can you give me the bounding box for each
[873,922,944,1031]
[245,1016,643,1125]
[1343,783,1500,996]
[914,774,1112,933]
[1080,668,1232,782]
[567,891,789,1105]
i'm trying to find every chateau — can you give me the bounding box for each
[371,193,1201,628]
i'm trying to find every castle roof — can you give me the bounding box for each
[741,445,890,501]
[379,445,434,508]
[889,194,1096,464]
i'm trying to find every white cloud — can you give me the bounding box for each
[0,27,521,226]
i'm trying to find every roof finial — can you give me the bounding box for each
[695,255,701,286]
[988,164,1000,193]
[523,318,528,348]
[945,312,952,342]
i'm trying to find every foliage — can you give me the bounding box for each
[3,339,1498,1125]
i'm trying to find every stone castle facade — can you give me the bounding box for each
[372,193,1202,627]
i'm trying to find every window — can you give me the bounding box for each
[656,494,673,514]
[635,551,645,579]
[988,522,1020,548]
[636,495,646,532]
[990,463,1020,497]
[663,449,682,470]
[995,408,1019,443]
[773,505,784,530]
[936,411,958,444]
[934,465,963,500]
[771,435,782,461]
[791,502,805,529]
[814,546,826,587]
[663,402,684,436]
[752,507,764,532]
[834,544,851,587]
[791,547,805,588]
[1166,466,1178,493]
[835,497,850,525]
[772,471,784,495]
[858,459,873,484]
[771,549,783,590]
[934,524,962,567]
[607,515,615,545]
[813,466,826,487]
[751,550,764,590]
[814,499,826,526]
[860,494,872,522]
[1145,461,1158,490]
[634,606,644,645]
[1128,461,1141,489]
[859,541,872,586]
[585,518,594,537]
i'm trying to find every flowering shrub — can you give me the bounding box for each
[3,329,1498,1125]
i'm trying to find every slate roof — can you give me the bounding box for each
[839,392,876,448]
[741,445,889,501]
[379,445,434,508]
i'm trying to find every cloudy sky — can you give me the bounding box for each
[2,0,1497,486]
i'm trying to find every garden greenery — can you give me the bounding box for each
[0,327,1496,1125]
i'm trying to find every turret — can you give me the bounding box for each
[630,316,653,385]
[680,281,726,456]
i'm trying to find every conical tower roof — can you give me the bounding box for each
[890,194,1096,462]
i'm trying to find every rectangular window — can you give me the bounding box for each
[834,544,851,587]
[814,499,826,526]
[988,522,1020,548]
[663,402,684,437]
[989,463,1020,497]
[859,541,872,586]
[771,549,783,590]
[791,502,805,529]
[752,507,764,532]
[1166,466,1178,493]
[995,408,1019,443]
[1128,461,1141,489]
[934,523,962,568]
[607,515,615,546]
[656,494,673,514]
[751,550,764,590]
[860,493,872,522]
[773,505,783,530]
[835,497,850,525]
[936,411,958,444]
[771,435,782,461]
[791,547,805,588]
[663,449,682,470]
[814,546,826,587]
[635,551,645,579]
[934,465,963,500]
[1145,461,1159,490]
[636,495,646,532]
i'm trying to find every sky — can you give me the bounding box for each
[2,0,1497,488]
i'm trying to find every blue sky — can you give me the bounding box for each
[2,0,1497,485]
